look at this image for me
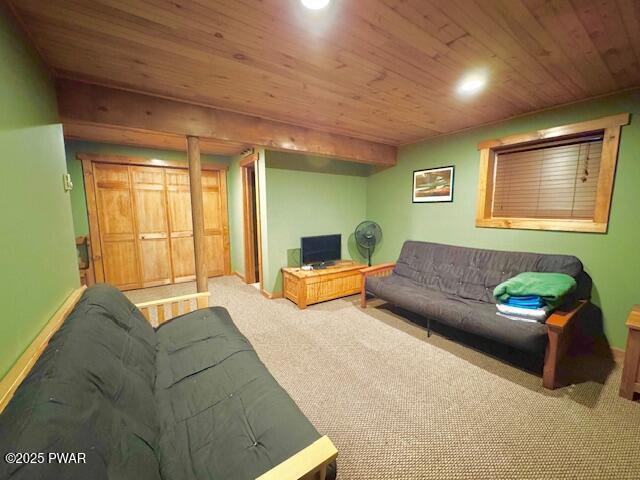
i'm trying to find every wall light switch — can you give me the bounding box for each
[63,173,74,192]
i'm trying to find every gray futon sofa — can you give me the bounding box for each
[361,241,589,389]
[0,285,336,480]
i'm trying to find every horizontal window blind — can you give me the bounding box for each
[492,134,603,220]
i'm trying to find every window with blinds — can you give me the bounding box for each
[492,134,603,220]
[475,113,627,233]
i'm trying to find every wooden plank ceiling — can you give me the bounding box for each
[9,0,640,146]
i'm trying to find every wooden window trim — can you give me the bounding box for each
[476,113,629,233]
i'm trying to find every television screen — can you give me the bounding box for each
[301,234,341,265]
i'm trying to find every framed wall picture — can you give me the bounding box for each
[412,166,455,203]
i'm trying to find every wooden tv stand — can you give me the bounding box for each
[282,260,365,309]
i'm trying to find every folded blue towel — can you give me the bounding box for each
[504,299,544,308]
[502,295,545,309]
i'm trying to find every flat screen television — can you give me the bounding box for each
[301,234,341,266]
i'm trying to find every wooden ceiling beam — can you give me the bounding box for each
[63,122,247,156]
[56,79,397,166]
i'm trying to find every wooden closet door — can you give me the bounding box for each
[166,169,196,283]
[93,163,141,290]
[131,167,172,287]
[202,171,230,277]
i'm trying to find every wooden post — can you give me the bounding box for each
[187,136,208,295]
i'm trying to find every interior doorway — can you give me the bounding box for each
[241,154,262,287]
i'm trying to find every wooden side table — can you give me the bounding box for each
[282,260,365,309]
[620,305,640,400]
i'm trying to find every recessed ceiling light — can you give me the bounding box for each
[456,71,488,97]
[301,0,330,10]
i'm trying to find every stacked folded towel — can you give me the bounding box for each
[493,272,577,323]
[496,302,550,323]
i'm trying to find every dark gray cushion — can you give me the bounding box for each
[393,241,584,304]
[1,285,335,480]
[366,241,586,353]
[154,307,326,480]
[0,284,161,480]
[367,275,548,352]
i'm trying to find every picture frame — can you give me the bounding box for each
[412,166,455,203]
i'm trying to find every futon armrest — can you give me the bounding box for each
[136,292,211,327]
[360,262,396,276]
[256,436,337,480]
[627,305,640,330]
[543,300,587,389]
[546,300,587,331]
[360,263,395,308]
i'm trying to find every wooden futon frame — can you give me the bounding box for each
[360,263,587,390]
[0,286,337,480]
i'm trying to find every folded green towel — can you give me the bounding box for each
[493,272,576,309]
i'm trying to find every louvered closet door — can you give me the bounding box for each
[131,166,172,287]
[93,163,141,290]
[165,168,196,283]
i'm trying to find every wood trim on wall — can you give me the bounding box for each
[477,113,630,150]
[81,158,105,282]
[475,147,495,227]
[77,153,227,171]
[242,159,258,285]
[475,113,629,233]
[241,167,255,284]
[593,126,622,225]
[0,286,86,413]
[475,217,609,233]
[219,168,232,276]
[261,289,283,300]
[611,347,626,365]
[254,159,265,292]
[240,153,259,168]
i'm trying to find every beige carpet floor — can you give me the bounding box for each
[126,276,640,480]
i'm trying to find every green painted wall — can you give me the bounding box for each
[263,151,368,294]
[64,140,230,237]
[0,9,79,377]
[366,90,640,350]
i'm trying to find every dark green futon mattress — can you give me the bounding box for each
[0,285,335,480]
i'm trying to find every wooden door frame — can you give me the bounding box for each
[218,170,232,276]
[80,158,105,283]
[240,153,262,287]
[80,153,231,286]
